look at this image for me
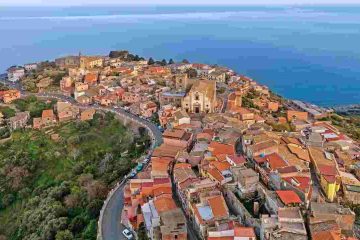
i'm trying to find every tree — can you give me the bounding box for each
[69,216,86,234]
[147,58,155,65]
[0,107,16,118]
[168,59,174,65]
[182,59,190,64]
[137,223,149,240]
[160,59,167,66]
[55,230,73,240]
[186,68,197,78]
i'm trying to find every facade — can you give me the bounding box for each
[7,67,25,82]
[8,111,30,130]
[182,80,217,114]
[55,56,80,69]
[0,89,21,103]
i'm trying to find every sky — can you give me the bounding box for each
[0,0,360,6]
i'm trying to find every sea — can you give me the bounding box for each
[0,5,360,106]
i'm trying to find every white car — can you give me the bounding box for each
[122,229,133,239]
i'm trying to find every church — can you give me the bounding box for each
[181,80,217,114]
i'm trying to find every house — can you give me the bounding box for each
[77,95,91,105]
[24,63,38,71]
[339,171,360,204]
[80,109,96,121]
[287,110,308,122]
[308,202,355,237]
[231,167,259,195]
[247,140,278,159]
[84,73,98,86]
[160,92,185,107]
[163,129,193,150]
[0,89,21,103]
[260,207,307,240]
[8,111,30,130]
[80,56,104,69]
[181,80,217,114]
[7,66,25,82]
[192,194,230,238]
[267,102,279,112]
[140,101,158,118]
[308,147,340,202]
[55,55,80,69]
[172,109,191,127]
[207,221,256,240]
[56,101,79,122]
[207,70,226,83]
[42,109,56,126]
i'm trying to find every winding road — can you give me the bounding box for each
[1,76,163,240]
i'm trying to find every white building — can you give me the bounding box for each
[7,67,25,82]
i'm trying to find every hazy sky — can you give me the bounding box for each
[1,0,360,6]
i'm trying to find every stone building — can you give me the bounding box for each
[181,80,216,114]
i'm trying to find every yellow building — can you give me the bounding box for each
[80,56,104,69]
[308,147,340,202]
[181,80,216,114]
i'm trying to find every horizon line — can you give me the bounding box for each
[1,3,360,7]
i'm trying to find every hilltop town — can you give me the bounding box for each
[1,50,360,240]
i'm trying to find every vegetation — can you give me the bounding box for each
[0,113,150,240]
[147,58,155,65]
[320,113,360,141]
[13,96,56,119]
[0,106,16,119]
[186,68,197,78]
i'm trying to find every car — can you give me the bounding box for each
[136,163,144,172]
[122,229,133,239]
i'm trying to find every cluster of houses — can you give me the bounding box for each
[4,53,360,240]
[118,59,359,240]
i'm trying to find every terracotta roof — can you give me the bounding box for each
[318,164,338,176]
[312,230,341,240]
[208,195,228,219]
[42,109,54,118]
[227,155,246,165]
[208,141,235,157]
[84,73,98,83]
[276,190,302,205]
[153,186,172,197]
[163,129,186,139]
[265,153,289,170]
[207,168,225,183]
[153,195,177,213]
[210,161,231,172]
[234,226,256,238]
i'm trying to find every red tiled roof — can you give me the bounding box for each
[318,164,337,176]
[227,155,246,165]
[234,226,256,238]
[276,190,302,205]
[208,195,228,219]
[266,153,289,170]
[42,109,54,118]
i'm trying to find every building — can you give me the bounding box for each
[24,63,38,71]
[56,101,79,122]
[308,202,355,237]
[7,111,30,130]
[80,56,104,69]
[80,109,96,121]
[182,80,217,114]
[260,207,307,240]
[41,109,56,126]
[0,89,21,103]
[287,110,308,122]
[140,101,158,118]
[231,167,259,195]
[55,55,80,69]
[174,74,189,91]
[7,66,25,82]
[160,92,185,107]
[162,129,193,150]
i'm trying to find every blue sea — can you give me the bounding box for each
[0,5,360,106]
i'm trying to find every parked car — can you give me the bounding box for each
[136,163,144,172]
[122,229,133,239]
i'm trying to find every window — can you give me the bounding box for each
[195,93,199,101]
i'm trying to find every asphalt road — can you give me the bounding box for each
[0,77,164,240]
